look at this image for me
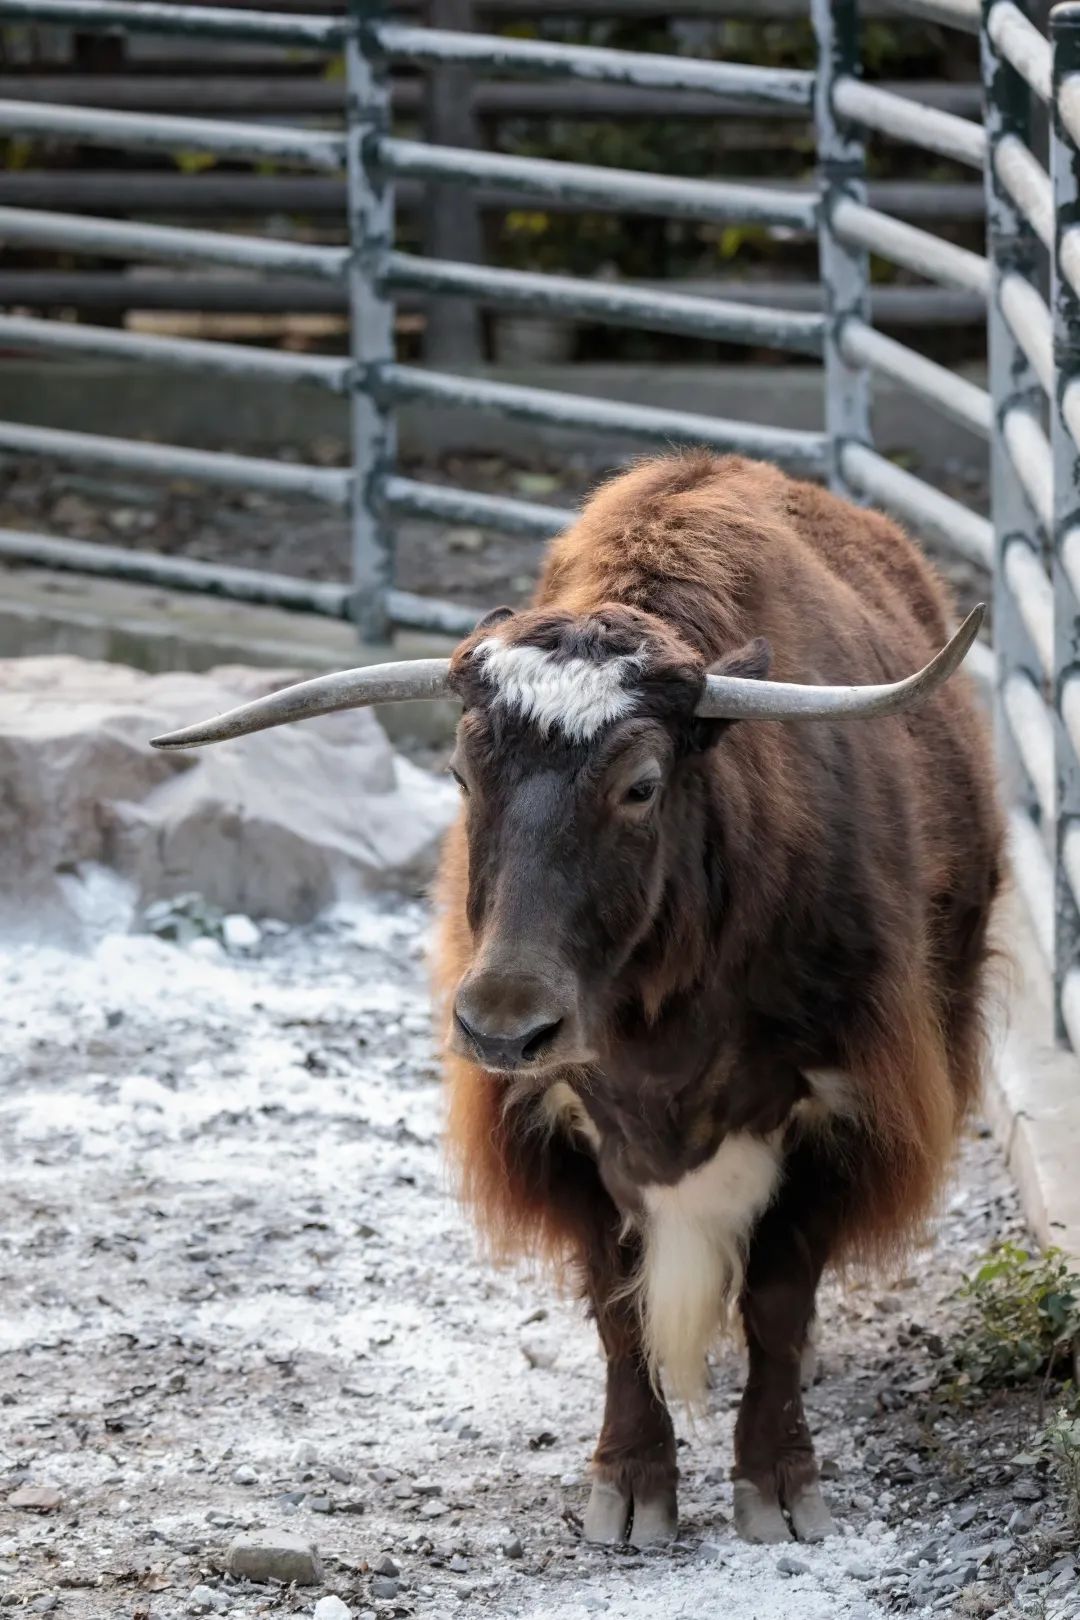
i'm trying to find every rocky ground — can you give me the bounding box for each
[1,890,1078,1620]
[0,447,989,623]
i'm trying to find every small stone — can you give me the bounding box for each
[449,1556,468,1573]
[232,1464,258,1486]
[226,1531,323,1586]
[953,1503,979,1529]
[370,1576,399,1600]
[373,1555,399,1577]
[420,1500,448,1519]
[29,1600,58,1615]
[306,1494,333,1514]
[520,1337,558,1371]
[819,1458,841,1480]
[7,1487,62,1513]
[1012,1479,1044,1502]
[1008,1506,1036,1534]
[314,1599,352,1620]
[850,1493,873,1511]
[777,1555,810,1576]
[413,1480,442,1497]
[188,1587,216,1614]
[222,913,261,952]
[295,1441,320,1467]
[328,1465,353,1485]
[502,1536,524,1560]
[846,1560,875,1580]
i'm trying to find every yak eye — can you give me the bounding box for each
[624,777,658,805]
[449,766,469,795]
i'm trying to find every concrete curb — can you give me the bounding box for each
[985,889,1080,1264]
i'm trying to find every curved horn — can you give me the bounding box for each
[150,657,454,750]
[694,604,985,722]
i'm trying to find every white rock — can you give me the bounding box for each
[231,1463,258,1486]
[187,1587,215,1614]
[314,1599,352,1620]
[520,1336,558,1370]
[222,914,261,953]
[0,656,457,942]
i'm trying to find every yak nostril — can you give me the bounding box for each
[521,1019,563,1061]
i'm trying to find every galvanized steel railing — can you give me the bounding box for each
[1,0,1080,1044]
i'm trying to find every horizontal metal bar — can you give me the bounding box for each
[378,365,828,471]
[838,317,990,437]
[0,526,351,616]
[1003,671,1055,822]
[994,135,1054,249]
[381,474,569,539]
[375,138,817,231]
[966,634,996,689]
[384,252,824,355]
[0,421,351,504]
[1003,407,1054,531]
[0,99,344,170]
[0,0,347,43]
[0,171,983,223]
[1003,537,1053,677]
[832,76,986,169]
[385,589,482,638]
[839,442,993,568]
[372,22,813,108]
[1011,806,1053,965]
[0,312,350,390]
[0,205,348,280]
[987,1,1051,102]
[831,197,989,297]
[1059,74,1080,158]
[888,0,979,29]
[999,273,1053,394]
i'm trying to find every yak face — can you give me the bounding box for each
[444,604,769,1076]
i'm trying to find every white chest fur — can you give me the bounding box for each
[638,1134,783,1403]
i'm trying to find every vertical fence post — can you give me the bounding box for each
[1052,2,1080,1040]
[422,0,485,367]
[811,0,871,499]
[982,0,1048,949]
[346,0,396,642]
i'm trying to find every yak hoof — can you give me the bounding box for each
[629,1485,678,1549]
[732,1479,793,1544]
[582,1479,678,1548]
[583,1480,631,1545]
[787,1480,836,1543]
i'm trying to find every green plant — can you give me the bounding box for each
[950,1242,1080,1396]
[1043,1408,1080,1530]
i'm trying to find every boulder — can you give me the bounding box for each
[0,656,456,938]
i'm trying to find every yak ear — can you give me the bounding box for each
[707,636,772,684]
[472,605,516,635]
[691,637,773,750]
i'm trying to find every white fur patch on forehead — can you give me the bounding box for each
[473,637,645,742]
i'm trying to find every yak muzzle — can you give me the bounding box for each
[451,969,582,1073]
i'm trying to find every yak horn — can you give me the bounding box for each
[694,604,985,721]
[150,657,454,750]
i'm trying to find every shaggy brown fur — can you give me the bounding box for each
[433,452,1003,1541]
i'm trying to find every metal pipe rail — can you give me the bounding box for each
[0,312,352,390]
[838,442,994,569]
[373,23,814,108]
[838,317,992,437]
[987,1,1052,100]
[999,272,1054,392]
[384,253,825,354]
[375,139,817,230]
[832,77,988,169]
[831,197,991,297]
[0,99,346,170]
[0,0,348,41]
[0,420,352,504]
[994,134,1055,247]
[378,365,830,472]
[0,206,349,280]
[1003,408,1054,532]
[1003,538,1054,677]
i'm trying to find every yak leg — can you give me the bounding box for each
[732,1155,838,1545]
[580,1216,677,1549]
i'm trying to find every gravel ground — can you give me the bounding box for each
[2,889,1078,1620]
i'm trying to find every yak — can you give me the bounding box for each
[153,452,1003,1550]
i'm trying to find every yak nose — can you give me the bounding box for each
[453,974,567,1071]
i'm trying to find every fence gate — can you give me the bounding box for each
[0,0,1077,1047]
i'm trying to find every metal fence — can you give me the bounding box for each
[0,0,1074,1042]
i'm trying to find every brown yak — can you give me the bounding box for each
[153,452,1003,1550]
